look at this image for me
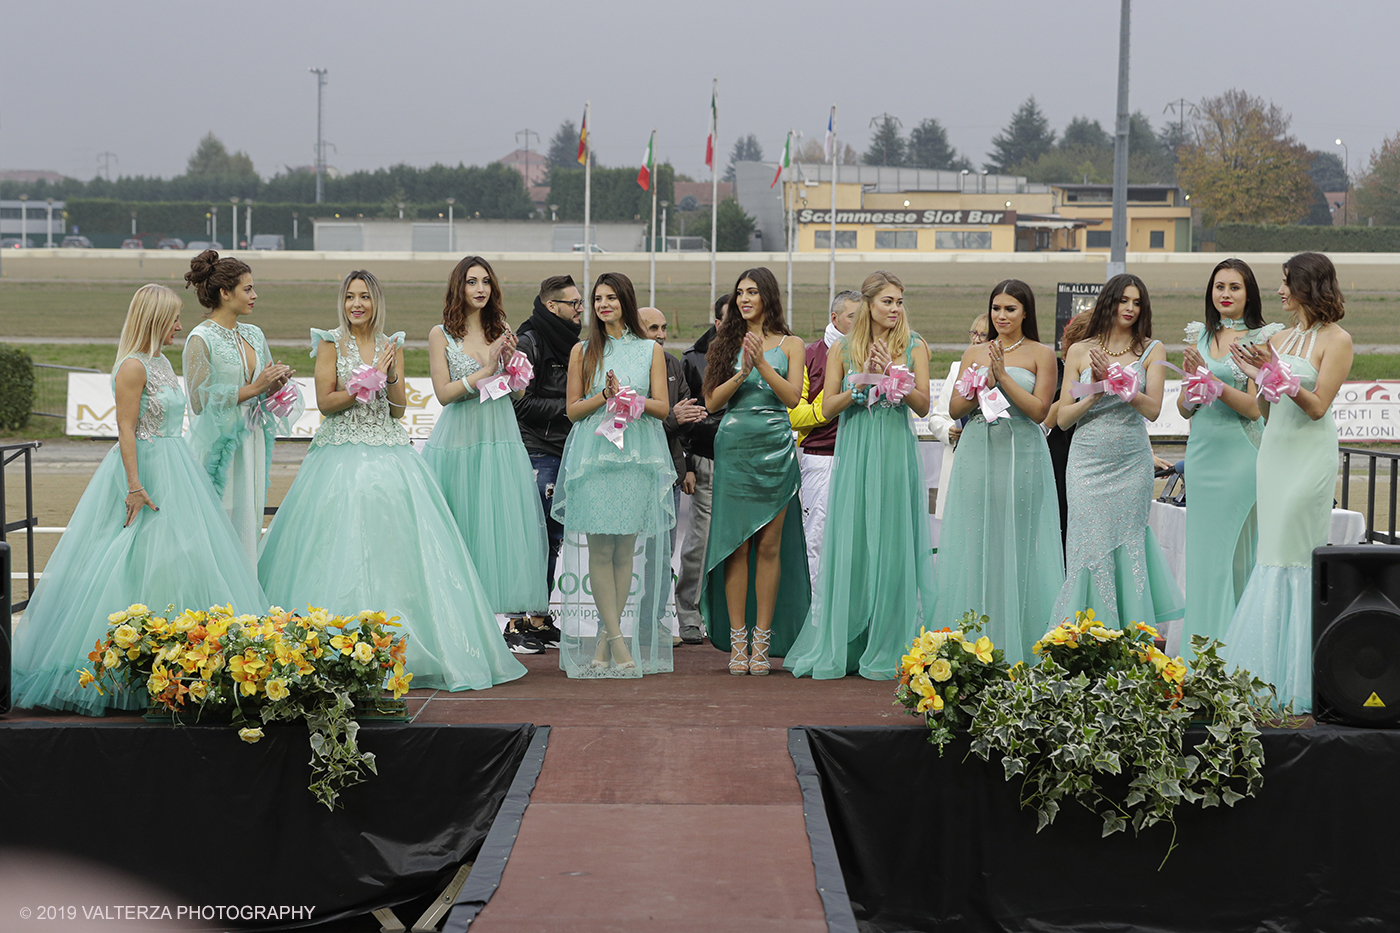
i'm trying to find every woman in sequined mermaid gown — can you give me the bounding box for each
[422,256,549,618]
[1177,260,1281,646]
[930,279,1064,666]
[1053,274,1184,630]
[12,284,266,715]
[182,251,302,568]
[1223,253,1354,710]
[258,270,525,691]
[785,271,932,680]
[551,272,676,678]
[701,267,810,675]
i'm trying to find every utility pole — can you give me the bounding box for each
[97,151,118,181]
[1107,0,1131,280]
[516,128,540,209]
[309,68,328,203]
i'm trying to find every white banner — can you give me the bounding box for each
[66,375,446,439]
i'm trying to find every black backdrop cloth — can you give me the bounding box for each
[0,722,535,928]
[798,724,1400,933]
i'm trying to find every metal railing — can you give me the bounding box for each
[32,362,101,418]
[1,441,42,611]
[1340,446,1400,545]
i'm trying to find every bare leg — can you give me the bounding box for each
[724,540,753,671]
[609,534,637,665]
[752,505,789,633]
[587,534,621,665]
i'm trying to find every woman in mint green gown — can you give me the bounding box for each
[786,271,932,680]
[930,279,1063,666]
[258,270,525,691]
[422,256,549,617]
[12,284,266,715]
[701,267,810,675]
[1053,274,1184,630]
[1224,253,1353,710]
[552,272,675,678]
[1178,260,1282,645]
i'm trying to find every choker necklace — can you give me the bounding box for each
[1098,335,1134,357]
[997,336,1025,353]
[1220,317,1249,331]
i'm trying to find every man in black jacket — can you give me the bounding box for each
[674,296,727,644]
[511,274,583,651]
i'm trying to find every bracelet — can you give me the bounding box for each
[387,374,400,386]
[127,486,144,495]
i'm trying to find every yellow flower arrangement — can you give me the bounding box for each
[895,612,1010,753]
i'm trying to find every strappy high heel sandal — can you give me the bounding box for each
[729,627,750,675]
[748,627,772,676]
[608,633,636,673]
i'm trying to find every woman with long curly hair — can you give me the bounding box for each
[785,271,933,679]
[551,272,676,678]
[701,267,809,675]
[422,256,550,631]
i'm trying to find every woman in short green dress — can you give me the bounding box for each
[701,267,810,675]
[785,271,933,680]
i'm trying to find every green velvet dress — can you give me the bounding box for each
[702,343,811,657]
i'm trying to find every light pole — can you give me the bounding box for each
[549,203,558,223]
[211,206,218,244]
[446,198,455,253]
[310,68,328,203]
[1336,138,1349,225]
[660,200,668,252]
[396,201,404,220]
[293,212,299,241]
[245,198,253,245]
[18,195,27,247]
[46,198,54,247]
[231,196,240,248]
[130,211,137,237]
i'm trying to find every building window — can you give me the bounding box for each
[1149,230,1165,249]
[935,230,991,250]
[1085,230,1111,249]
[814,230,857,249]
[874,229,918,249]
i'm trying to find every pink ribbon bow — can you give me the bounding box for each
[953,366,1011,423]
[1154,362,1224,409]
[850,364,916,409]
[346,364,387,403]
[1071,362,1139,402]
[594,386,645,449]
[1255,345,1302,404]
[480,351,536,402]
[263,382,300,418]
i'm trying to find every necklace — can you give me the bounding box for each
[1220,317,1249,331]
[996,336,1025,353]
[1098,335,1134,357]
[207,318,239,334]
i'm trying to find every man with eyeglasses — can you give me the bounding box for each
[509,274,585,654]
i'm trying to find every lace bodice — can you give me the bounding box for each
[1184,320,1284,389]
[309,327,409,449]
[584,332,654,395]
[115,354,186,441]
[440,326,495,395]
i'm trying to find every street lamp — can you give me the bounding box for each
[211,206,218,243]
[18,195,26,247]
[231,197,240,249]
[549,203,558,222]
[46,198,54,247]
[396,201,405,220]
[1336,138,1349,226]
[960,169,969,193]
[660,200,669,252]
[446,198,455,253]
[292,212,299,241]
[130,210,137,237]
[244,198,253,246]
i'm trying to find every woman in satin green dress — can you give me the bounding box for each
[785,271,934,680]
[1224,253,1353,710]
[1177,260,1281,646]
[701,267,809,675]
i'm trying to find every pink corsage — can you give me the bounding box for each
[594,386,645,449]
[1255,346,1302,404]
[346,364,387,403]
[1072,362,1139,402]
[850,364,916,409]
[263,382,300,418]
[953,366,1011,423]
[480,351,535,402]
[1154,362,1224,409]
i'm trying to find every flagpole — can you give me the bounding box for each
[784,129,794,327]
[828,105,837,310]
[709,78,719,310]
[649,128,658,306]
[583,100,592,320]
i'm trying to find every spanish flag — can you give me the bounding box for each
[577,108,588,165]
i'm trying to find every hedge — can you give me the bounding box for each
[1215,223,1400,253]
[0,346,35,429]
[66,200,395,240]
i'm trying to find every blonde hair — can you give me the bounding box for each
[338,269,387,335]
[114,284,182,372]
[844,270,910,371]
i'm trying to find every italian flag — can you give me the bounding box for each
[704,83,716,171]
[771,132,790,188]
[576,107,588,164]
[637,130,655,191]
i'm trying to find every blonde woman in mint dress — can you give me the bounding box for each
[1224,252,1353,710]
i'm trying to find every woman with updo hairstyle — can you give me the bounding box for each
[182,250,301,568]
[926,278,1064,666]
[784,270,933,680]
[12,284,265,715]
[258,270,525,692]
[701,267,809,675]
[1223,252,1354,710]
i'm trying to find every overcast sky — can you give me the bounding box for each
[4,0,1395,184]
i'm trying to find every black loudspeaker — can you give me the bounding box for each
[1,542,10,716]
[1313,545,1400,727]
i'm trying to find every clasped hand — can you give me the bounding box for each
[489,330,518,371]
[1088,347,1112,383]
[739,332,764,377]
[374,343,398,380]
[1229,341,1269,381]
[672,398,707,424]
[254,361,295,394]
[604,370,622,399]
[865,338,892,375]
[986,340,1008,387]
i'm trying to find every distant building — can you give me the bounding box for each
[0,170,69,184]
[673,181,733,212]
[497,149,549,189]
[0,198,66,245]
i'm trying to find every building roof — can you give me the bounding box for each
[0,170,70,184]
[673,181,733,208]
[496,149,549,187]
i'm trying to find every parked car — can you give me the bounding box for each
[59,236,93,248]
[121,238,144,249]
[156,237,185,250]
[185,240,223,252]
[1,238,23,249]
[570,243,608,253]
[250,234,286,251]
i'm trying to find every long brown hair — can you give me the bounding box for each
[1083,273,1153,354]
[702,267,791,397]
[183,250,251,313]
[988,278,1040,342]
[1283,252,1345,325]
[581,272,645,390]
[443,255,507,340]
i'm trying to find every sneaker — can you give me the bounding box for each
[526,613,562,648]
[679,625,705,645]
[504,630,546,655]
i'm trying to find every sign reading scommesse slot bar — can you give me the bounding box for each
[796,209,1016,226]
